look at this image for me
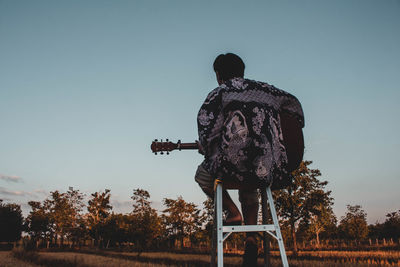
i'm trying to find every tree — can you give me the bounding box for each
[162,196,204,248]
[189,198,214,248]
[308,203,337,246]
[273,160,333,254]
[44,189,85,246]
[0,200,24,243]
[132,189,152,212]
[338,204,368,241]
[25,201,50,248]
[101,213,131,247]
[65,188,86,246]
[368,222,383,240]
[369,210,400,240]
[130,189,162,250]
[87,189,112,247]
[202,197,214,237]
[382,210,400,239]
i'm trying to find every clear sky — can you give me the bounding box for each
[1,0,399,224]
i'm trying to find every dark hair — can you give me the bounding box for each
[213,53,245,81]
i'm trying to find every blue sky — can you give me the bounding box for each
[1,0,399,224]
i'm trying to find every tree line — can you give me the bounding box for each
[1,161,399,254]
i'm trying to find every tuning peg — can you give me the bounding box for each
[160,151,164,155]
[166,151,169,155]
[154,152,157,155]
[177,139,182,150]
[166,138,169,142]
[155,139,158,142]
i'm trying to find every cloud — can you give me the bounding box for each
[110,198,132,214]
[111,199,131,209]
[0,174,22,183]
[0,186,35,197]
[34,189,48,196]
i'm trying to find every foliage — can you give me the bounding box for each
[129,188,162,250]
[339,204,369,240]
[202,197,214,225]
[42,188,85,246]
[382,210,400,239]
[369,210,400,240]
[87,189,112,247]
[101,213,131,246]
[65,188,86,245]
[273,160,333,254]
[162,196,204,248]
[0,200,24,242]
[308,203,337,245]
[16,167,400,251]
[198,198,214,243]
[25,201,50,246]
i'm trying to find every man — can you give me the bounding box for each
[195,53,304,265]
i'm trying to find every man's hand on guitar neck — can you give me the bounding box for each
[196,140,205,155]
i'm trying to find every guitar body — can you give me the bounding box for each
[280,111,304,172]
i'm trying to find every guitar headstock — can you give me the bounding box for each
[150,139,180,155]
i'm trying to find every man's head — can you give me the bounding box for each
[213,53,245,85]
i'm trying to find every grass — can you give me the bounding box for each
[276,250,400,265]
[0,251,43,267]
[38,252,175,267]
[12,249,175,267]
[8,249,400,267]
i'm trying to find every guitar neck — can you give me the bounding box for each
[178,142,198,150]
[150,139,199,154]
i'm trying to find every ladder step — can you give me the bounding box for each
[222,224,275,233]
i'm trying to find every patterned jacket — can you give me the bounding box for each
[197,77,304,187]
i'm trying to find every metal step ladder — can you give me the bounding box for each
[211,179,289,267]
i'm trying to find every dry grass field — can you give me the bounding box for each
[0,251,43,267]
[10,249,177,267]
[37,252,175,267]
[111,251,400,266]
[4,249,400,267]
[272,250,400,266]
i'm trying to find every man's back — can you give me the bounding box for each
[198,77,304,188]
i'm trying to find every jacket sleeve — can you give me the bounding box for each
[197,88,224,159]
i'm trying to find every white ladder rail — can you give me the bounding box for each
[211,181,289,267]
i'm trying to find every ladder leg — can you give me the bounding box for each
[211,187,217,267]
[261,188,271,267]
[216,182,224,266]
[266,187,289,267]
